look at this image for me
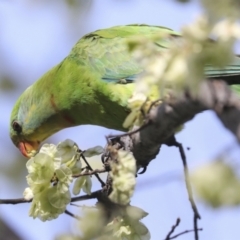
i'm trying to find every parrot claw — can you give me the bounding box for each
[101,152,109,163]
[137,166,147,175]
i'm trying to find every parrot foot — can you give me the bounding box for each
[101,136,123,164]
[137,166,147,174]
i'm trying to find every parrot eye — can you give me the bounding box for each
[12,121,22,133]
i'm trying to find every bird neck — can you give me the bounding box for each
[28,60,134,142]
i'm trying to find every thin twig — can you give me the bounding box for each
[80,153,105,187]
[165,218,181,240]
[72,168,107,178]
[104,99,162,172]
[177,141,201,217]
[164,228,203,240]
[0,198,32,204]
[70,203,98,209]
[147,98,162,114]
[107,119,151,139]
[165,136,201,240]
[70,203,82,207]
[107,99,162,141]
[0,190,101,205]
[177,141,201,240]
[194,215,199,240]
[71,195,96,203]
[70,190,100,203]
[65,209,81,220]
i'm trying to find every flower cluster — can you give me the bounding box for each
[125,14,240,128]
[104,205,150,240]
[109,150,136,205]
[24,139,81,221]
[191,160,240,207]
[61,205,150,240]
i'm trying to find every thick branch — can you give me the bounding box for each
[122,80,240,168]
[72,168,107,178]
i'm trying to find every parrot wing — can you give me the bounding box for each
[68,24,180,84]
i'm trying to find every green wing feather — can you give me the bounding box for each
[68,24,240,88]
[69,24,180,83]
[205,56,240,83]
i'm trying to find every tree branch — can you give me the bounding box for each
[117,80,240,169]
[80,153,106,187]
[165,218,181,240]
[0,198,31,204]
[64,209,81,220]
[165,228,203,240]
[165,136,201,240]
[72,168,107,178]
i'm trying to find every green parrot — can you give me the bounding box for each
[9,24,240,158]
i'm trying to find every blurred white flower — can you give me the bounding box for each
[105,208,150,240]
[212,20,240,41]
[23,187,33,200]
[191,161,240,207]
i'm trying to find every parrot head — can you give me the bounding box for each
[9,86,61,158]
[10,119,41,158]
[10,128,40,158]
[9,89,41,158]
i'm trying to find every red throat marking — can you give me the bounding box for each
[50,94,75,125]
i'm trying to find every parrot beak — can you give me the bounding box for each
[19,141,39,158]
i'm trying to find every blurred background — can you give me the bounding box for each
[1,0,240,239]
